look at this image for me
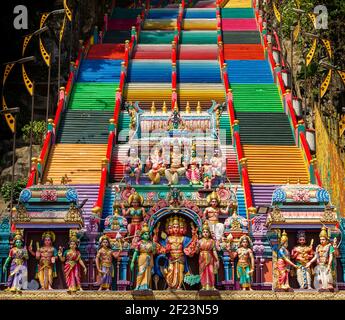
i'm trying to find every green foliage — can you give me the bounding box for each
[0,178,28,203]
[21,121,47,145]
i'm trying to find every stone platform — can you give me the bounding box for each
[0,290,345,300]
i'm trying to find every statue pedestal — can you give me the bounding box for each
[198,289,220,297]
[274,288,294,292]
[132,290,154,299]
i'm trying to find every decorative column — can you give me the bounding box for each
[117,254,131,290]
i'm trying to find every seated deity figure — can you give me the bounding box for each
[203,191,230,242]
[165,144,186,185]
[210,148,224,179]
[147,147,166,184]
[291,230,314,290]
[185,143,202,185]
[306,227,340,291]
[124,147,142,185]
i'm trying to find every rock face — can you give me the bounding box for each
[0,145,41,184]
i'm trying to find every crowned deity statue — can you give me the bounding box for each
[210,148,224,179]
[3,230,28,293]
[203,191,230,242]
[306,227,339,291]
[124,147,142,185]
[154,216,198,290]
[197,222,219,291]
[185,143,202,185]
[121,192,146,238]
[233,235,255,290]
[291,230,314,290]
[165,144,186,186]
[130,223,156,290]
[28,231,58,290]
[147,147,166,184]
[58,231,87,293]
[275,230,298,291]
[201,156,214,189]
[95,235,120,291]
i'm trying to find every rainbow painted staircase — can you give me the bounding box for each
[220,1,310,210]
[39,7,139,226]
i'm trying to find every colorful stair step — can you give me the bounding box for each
[177,60,222,83]
[235,112,295,145]
[143,19,177,30]
[231,84,283,113]
[57,110,113,144]
[226,60,273,84]
[182,19,217,30]
[222,31,261,44]
[178,45,218,60]
[250,184,280,207]
[224,0,252,8]
[139,31,175,44]
[78,60,122,82]
[107,18,137,31]
[242,145,309,184]
[223,44,264,60]
[44,144,108,184]
[180,30,218,44]
[103,30,131,44]
[127,60,172,82]
[110,8,142,19]
[133,44,171,59]
[184,8,216,19]
[69,83,118,111]
[222,18,257,31]
[221,8,254,18]
[87,44,125,60]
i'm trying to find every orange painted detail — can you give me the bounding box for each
[224,44,265,60]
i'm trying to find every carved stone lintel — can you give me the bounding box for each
[267,206,285,227]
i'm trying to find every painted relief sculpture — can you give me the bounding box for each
[124,148,142,185]
[233,235,255,290]
[58,231,87,293]
[147,148,166,184]
[3,230,28,293]
[154,216,198,290]
[28,231,58,290]
[130,223,156,290]
[291,231,314,290]
[306,227,339,291]
[95,235,120,291]
[121,192,146,237]
[197,222,219,290]
[203,191,230,242]
[275,231,298,291]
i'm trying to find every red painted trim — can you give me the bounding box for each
[299,132,312,163]
[242,167,253,208]
[276,72,286,95]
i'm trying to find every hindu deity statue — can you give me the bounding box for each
[95,235,120,291]
[167,103,184,130]
[210,148,224,179]
[233,235,255,290]
[124,147,142,185]
[203,191,230,242]
[58,231,87,293]
[3,230,28,293]
[291,230,314,290]
[121,192,146,237]
[306,226,339,291]
[147,147,166,184]
[202,157,213,189]
[197,222,219,291]
[28,231,58,290]
[167,187,184,208]
[154,216,198,290]
[186,143,202,185]
[275,230,298,291]
[130,223,156,290]
[165,144,186,185]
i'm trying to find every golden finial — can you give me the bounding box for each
[196,101,201,114]
[151,101,156,114]
[162,101,167,113]
[174,101,179,112]
[185,101,190,113]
